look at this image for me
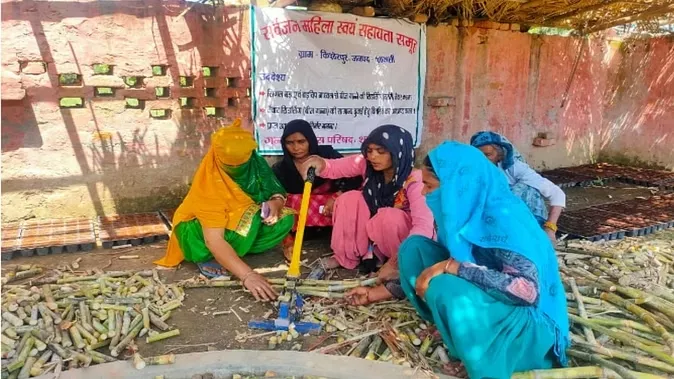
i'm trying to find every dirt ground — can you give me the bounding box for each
[1,184,670,358]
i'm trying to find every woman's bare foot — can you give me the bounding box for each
[319,256,340,269]
[441,361,467,378]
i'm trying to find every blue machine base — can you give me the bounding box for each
[248,291,321,333]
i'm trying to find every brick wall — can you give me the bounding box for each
[1,1,672,222]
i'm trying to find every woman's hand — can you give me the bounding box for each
[415,260,455,298]
[298,155,326,180]
[345,287,371,306]
[322,197,335,217]
[263,198,284,225]
[544,228,557,244]
[377,260,399,283]
[241,271,278,302]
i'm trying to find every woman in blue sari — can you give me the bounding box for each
[399,141,569,379]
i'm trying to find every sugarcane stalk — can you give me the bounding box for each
[106,310,116,338]
[568,349,640,379]
[14,308,27,324]
[404,327,421,346]
[28,307,38,326]
[144,353,176,365]
[364,336,383,360]
[587,318,655,334]
[31,338,46,352]
[145,329,180,344]
[313,313,347,331]
[141,307,150,330]
[87,339,110,351]
[570,314,674,365]
[17,356,36,379]
[160,311,172,322]
[600,292,674,355]
[68,325,85,349]
[349,336,372,358]
[160,300,182,313]
[57,275,98,284]
[7,337,34,372]
[571,337,674,374]
[567,277,598,345]
[9,268,43,283]
[111,322,142,357]
[59,304,72,321]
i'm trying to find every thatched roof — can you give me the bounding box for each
[315,0,674,34]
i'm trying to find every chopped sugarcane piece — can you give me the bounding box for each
[75,323,98,345]
[68,325,85,349]
[567,349,639,379]
[42,285,57,311]
[146,329,180,344]
[139,328,148,338]
[68,350,92,367]
[1,336,16,349]
[418,335,434,356]
[60,329,72,348]
[7,337,34,372]
[109,312,123,349]
[144,353,176,366]
[160,311,172,322]
[142,308,150,330]
[28,348,38,357]
[349,336,372,358]
[2,313,23,328]
[47,343,69,360]
[91,319,109,336]
[100,304,130,312]
[433,346,450,363]
[111,322,142,357]
[107,310,116,338]
[17,356,36,379]
[404,328,421,346]
[86,349,115,363]
[268,336,277,349]
[87,339,110,351]
[378,348,392,361]
[132,353,146,370]
[313,313,347,331]
[10,268,43,283]
[149,312,169,331]
[36,304,52,327]
[31,338,46,352]
[364,336,383,360]
[14,308,27,324]
[4,328,17,340]
[59,304,72,320]
[32,350,52,370]
[29,329,50,344]
[160,300,182,313]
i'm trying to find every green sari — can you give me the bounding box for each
[175,152,294,262]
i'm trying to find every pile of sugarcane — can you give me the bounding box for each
[1,265,182,378]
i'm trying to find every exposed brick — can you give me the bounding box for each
[86,75,125,87]
[351,6,375,17]
[1,71,25,100]
[474,21,501,30]
[119,88,156,101]
[410,13,429,23]
[203,77,221,88]
[533,138,556,147]
[511,23,521,31]
[499,23,511,31]
[427,96,456,107]
[460,19,474,27]
[20,61,46,74]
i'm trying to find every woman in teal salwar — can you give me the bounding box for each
[399,141,569,379]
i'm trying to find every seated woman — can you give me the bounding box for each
[299,125,434,277]
[155,119,294,302]
[272,119,362,260]
[400,142,568,378]
[470,131,566,242]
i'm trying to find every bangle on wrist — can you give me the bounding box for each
[444,258,456,274]
[543,221,558,232]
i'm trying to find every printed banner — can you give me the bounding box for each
[251,7,427,154]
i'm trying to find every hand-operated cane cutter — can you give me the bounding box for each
[248,167,322,334]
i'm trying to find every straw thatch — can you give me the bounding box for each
[325,0,674,34]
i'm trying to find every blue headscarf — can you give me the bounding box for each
[470,131,525,170]
[425,141,569,366]
[361,125,415,216]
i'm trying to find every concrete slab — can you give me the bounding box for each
[34,350,454,379]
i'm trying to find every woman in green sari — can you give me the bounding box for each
[156,120,294,301]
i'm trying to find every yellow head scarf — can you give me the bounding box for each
[155,119,259,267]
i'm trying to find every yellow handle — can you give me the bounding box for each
[287,180,312,278]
